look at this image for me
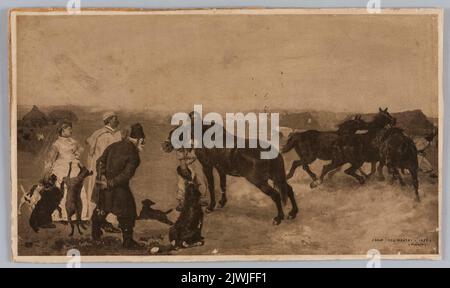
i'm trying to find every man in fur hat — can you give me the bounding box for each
[91,123,145,249]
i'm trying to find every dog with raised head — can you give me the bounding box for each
[169,177,204,249]
[61,162,93,236]
[29,174,63,233]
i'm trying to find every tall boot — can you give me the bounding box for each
[121,226,142,249]
[91,208,104,241]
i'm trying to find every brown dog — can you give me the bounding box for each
[62,162,93,236]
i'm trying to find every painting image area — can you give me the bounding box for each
[10,9,442,261]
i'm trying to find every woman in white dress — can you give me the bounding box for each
[44,121,89,221]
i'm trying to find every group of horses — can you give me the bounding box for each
[162,108,420,225]
[282,108,419,197]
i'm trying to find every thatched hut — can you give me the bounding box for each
[22,105,48,127]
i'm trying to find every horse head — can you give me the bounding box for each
[372,107,396,130]
[337,115,368,134]
[161,139,174,153]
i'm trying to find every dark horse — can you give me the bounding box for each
[314,108,396,187]
[281,115,370,187]
[376,127,420,201]
[162,124,299,225]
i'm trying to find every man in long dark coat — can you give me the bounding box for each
[91,123,145,249]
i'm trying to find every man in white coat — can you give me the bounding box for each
[85,112,123,223]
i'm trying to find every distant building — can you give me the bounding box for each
[279,112,321,130]
[22,105,48,127]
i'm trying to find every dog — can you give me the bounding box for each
[137,199,174,225]
[19,183,43,215]
[29,174,63,233]
[169,177,204,249]
[61,162,93,237]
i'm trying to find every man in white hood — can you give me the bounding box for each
[85,112,123,223]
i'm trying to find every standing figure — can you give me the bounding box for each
[91,123,145,249]
[170,176,204,249]
[85,112,122,226]
[176,148,208,211]
[44,121,86,221]
[413,130,438,178]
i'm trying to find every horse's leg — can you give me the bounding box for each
[285,183,299,220]
[368,161,377,177]
[247,178,284,225]
[286,160,303,180]
[344,162,365,184]
[302,164,318,181]
[387,165,397,183]
[202,166,216,213]
[377,160,385,181]
[218,170,227,208]
[393,168,406,187]
[327,166,342,179]
[312,160,343,188]
[409,168,420,202]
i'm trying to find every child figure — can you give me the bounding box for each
[176,148,198,211]
[170,175,204,249]
[176,144,210,212]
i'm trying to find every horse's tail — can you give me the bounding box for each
[281,133,298,154]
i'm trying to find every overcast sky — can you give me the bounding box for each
[16,13,439,117]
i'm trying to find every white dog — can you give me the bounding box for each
[18,184,42,215]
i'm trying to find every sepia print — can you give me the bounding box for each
[9,8,443,262]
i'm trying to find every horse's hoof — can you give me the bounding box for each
[205,207,215,213]
[358,178,365,185]
[219,199,227,208]
[287,211,298,220]
[415,196,421,203]
[378,176,385,181]
[310,180,320,189]
[272,215,284,225]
